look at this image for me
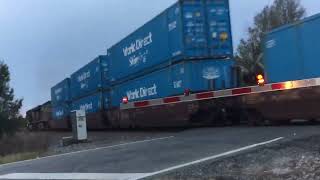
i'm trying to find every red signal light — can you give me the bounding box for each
[122,96,128,104]
[184,89,191,96]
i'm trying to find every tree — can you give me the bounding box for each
[236,0,306,85]
[0,61,23,138]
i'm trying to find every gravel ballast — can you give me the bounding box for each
[43,130,176,156]
[148,136,320,180]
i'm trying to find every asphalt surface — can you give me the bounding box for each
[1,125,320,179]
[152,135,320,180]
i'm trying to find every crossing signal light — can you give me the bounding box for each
[122,96,129,104]
[257,74,265,86]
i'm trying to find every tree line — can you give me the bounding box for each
[236,0,306,85]
[0,61,23,138]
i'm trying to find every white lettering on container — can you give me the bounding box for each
[128,50,148,67]
[123,32,153,57]
[80,103,93,111]
[80,83,88,89]
[203,67,220,80]
[168,21,177,31]
[172,50,182,57]
[56,110,64,117]
[126,84,157,101]
[173,80,182,89]
[266,39,276,49]
[55,88,62,95]
[78,71,91,82]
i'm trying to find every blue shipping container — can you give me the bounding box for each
[108,0,233,83]
[71,91,110,114]
[52,103,69,120]
[111,59,234,107]
[70,56,109,100]
[264,13,320,83]
[51,78,70,106]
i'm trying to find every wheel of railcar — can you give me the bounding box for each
[221,108,232,126]
[247,110,265,126]
[279,119,292,125]
[46,122,51,130]
[37,123,44,130]
[225,108,238,126]
[130,122,136,129]
[263,119,272,126]
[309,119,319,125]
[27,123,33,131]
[67,119,72,129]
[211,108,228,127]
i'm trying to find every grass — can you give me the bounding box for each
[0,131,50,164]
[0,152,40,165]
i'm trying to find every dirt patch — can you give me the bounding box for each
[149,136,320,180]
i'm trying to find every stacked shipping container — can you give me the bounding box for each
[264,14,320,83]
[108,0,233,84]
[70,56,109,99]
[70,55,110,129]
[50,0,234,129]
[109,0,234,106]
[50,78,71,129]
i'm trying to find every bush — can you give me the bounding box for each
[0,131,49,157]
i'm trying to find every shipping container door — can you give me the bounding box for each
[181,0,208,57]
[101,56,110,89]
[193,61,222,91]
[299,16,320,79]
[103,91,110,110]
[190,60,234,91]
[220,61,233,89]
[264,27,302,83]
[167,3,184,59]
[171,63,188,95]
[206,0,233,57]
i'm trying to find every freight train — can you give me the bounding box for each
[26,101,51,130]
[27,0,320,130]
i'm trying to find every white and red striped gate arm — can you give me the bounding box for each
[120,77,320,110]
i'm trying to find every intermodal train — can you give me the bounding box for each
[26,0,320,130]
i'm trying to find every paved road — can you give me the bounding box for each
[0,126,320,179]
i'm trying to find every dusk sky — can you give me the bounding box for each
[0,0,319,115]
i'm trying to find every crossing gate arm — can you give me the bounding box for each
[120,77,320,110]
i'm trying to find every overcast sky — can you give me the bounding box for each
[0,0,319,115]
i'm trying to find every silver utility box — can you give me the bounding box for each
[71,110,88,141]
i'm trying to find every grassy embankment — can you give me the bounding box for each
[0,131,49,164]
